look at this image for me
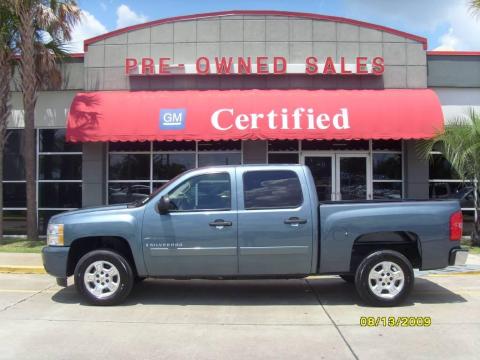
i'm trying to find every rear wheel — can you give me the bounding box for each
[355,250,414,307]
[74,249,134,306]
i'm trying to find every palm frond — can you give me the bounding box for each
[419,109,480,183]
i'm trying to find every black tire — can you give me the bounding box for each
[354,250,414,307]
[74,249,134,306]
[339,274,355,283]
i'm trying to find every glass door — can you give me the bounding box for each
[303,153,372,201]
[304,155,334,201]
[335,154,371,200]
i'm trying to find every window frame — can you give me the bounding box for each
[267,140,404,200]
[37,128,83,214]
[242,169,304,210]
[106,141,242,205]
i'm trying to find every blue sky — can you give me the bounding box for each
[70,0,480,52]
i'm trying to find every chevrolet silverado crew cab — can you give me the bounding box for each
[42,165,468,306]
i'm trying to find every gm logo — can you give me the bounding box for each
[159,109,186,130]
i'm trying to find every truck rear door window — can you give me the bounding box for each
[243,170,303,209]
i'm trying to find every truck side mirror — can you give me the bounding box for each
[157,196,171,214]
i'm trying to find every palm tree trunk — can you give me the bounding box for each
[18,5,38,241]
[0,52,13,238]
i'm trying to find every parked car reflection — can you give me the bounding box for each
[108,184,150,204]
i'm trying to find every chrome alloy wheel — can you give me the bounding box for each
[367,261,405,299]
[83,260,120,299]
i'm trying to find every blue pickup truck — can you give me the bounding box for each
[42,164,467,306]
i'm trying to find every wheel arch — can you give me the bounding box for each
[67,236,138,277]
[348,231,422,273]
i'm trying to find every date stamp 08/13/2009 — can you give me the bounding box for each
[360,317,432,327]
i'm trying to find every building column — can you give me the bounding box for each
[404,140,429,199]
[242,140,267,164]
[82,142,106,207]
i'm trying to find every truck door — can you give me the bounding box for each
[141,169,238,276]
[236,167,314,275]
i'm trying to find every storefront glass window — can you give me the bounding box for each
[39,155,82,180]
[429,152,474,235]
[198,153,241,167]
[302,140,369,151]
[153,154,196,180]
[108,182,151,204]
[268,153,300,164]
[429,154,460,180]
[373,182,402,200]
[268,140,299,152]
[107,140,241,204]
[3,183,27,208]
[2,210,27,236]
[3,129,25,180]
[373,154,402,180]
[38,128,83,234]
[39,128,81,152]
[109,154,150,180]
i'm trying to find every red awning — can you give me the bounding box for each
[66,89,444,142]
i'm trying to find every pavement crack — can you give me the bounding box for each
[0,284,55,313]
[305,278,359,360]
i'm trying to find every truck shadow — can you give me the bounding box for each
[51,276,466,307]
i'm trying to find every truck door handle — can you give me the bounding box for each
[284,217,307,225]
[209,219,232,227]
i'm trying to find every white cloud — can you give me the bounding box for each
[434,28,460,51]
[116,4,148,29]
[67,10,108,53]
[344,0,480,50]
[435,2,480,50]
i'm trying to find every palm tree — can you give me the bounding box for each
[12,0,80,240]
[419,109,480,246]
[0,4,17,238]
[471,0,480,14]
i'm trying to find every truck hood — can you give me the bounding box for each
[50,204,129,222]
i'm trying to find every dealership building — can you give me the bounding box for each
[4,10,480,235]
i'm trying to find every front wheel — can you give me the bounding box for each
[74,249,134,306]
[355,250,414,307]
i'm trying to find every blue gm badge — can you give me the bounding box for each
[159,109,186,130]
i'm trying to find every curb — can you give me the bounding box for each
[423,270,480,277]
[0,266,46,274]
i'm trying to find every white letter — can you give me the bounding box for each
[307,108,315,129]
[267,110,277,129]
[281,108,289,129]
[250,113,264,129]
[235,114,250,130]
[333,108,350,129]
[292,108,304,129]
[211,108,233,131]
[316,114,330,129]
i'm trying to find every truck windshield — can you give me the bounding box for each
[128,170,195,207]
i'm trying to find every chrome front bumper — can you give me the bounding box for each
[449,248,469,266]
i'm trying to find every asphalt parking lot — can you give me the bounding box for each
[0,273,479,360]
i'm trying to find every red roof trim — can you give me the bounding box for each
[427,51,480,56]
[84,10,428,51]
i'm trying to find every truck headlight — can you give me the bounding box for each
[47,224,64,246]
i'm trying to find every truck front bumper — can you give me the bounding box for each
[42,246,69,280]
[449,248,469,266]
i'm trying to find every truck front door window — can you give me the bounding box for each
[168,173,231,211]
